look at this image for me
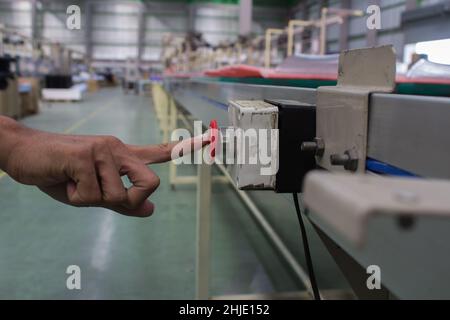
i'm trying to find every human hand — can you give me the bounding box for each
[1,118,207,217]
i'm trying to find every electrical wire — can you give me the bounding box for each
[293,192,321,300]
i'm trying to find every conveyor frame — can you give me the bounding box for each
[164,78,450,179]
[163,78,450,299]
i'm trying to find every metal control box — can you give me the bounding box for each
[227,99,316,192]
[228,100,279,190]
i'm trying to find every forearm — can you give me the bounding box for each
[0,116,29,171]
[0,115,203,216]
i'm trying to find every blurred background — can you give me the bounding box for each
[0,0,449,300]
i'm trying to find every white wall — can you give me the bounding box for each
[0,0,32,36]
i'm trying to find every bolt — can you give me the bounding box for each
[330,153,350,165]
[330,150,358,171]
[301,141,318,151]
[301,137,324,157]
[397,214,415,230]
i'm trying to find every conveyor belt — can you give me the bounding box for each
[189,76,450,97]
[164,77,450,299]
[164,78,450,179]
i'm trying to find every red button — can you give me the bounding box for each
[209,119,218,159]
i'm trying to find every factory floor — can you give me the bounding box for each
[0,88,349,299]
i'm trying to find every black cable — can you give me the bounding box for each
[293,192,321,300]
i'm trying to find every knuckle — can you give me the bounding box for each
[75,141,97,161]
[157,143,171,158]
[143,172,160,191]
[127,201,141,210]
[85,192,102,204]
[104,191,127,205]
[82,156,96,170]
[70,192,101,206]
[124,195,142,210]
[73,157,91,173]
[154,175,161,189]
[106,136,123,148]
[68,196,83,206]
[92,138,109,153]
[72,144,90,160]
[92,137,120,160]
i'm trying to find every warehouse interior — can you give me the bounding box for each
[0,0,450,300]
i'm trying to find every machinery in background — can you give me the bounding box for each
[0,56,20,118]
[41,43,86,102]
[123,58,140,95]
[161,7,365,73]
[18,76,40,116]
[0,23,95,104]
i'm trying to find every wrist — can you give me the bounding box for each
[0,116,29,171]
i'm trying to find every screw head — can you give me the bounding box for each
[300,137,324,157]
[397,214,416,230]
[330,150,358,171]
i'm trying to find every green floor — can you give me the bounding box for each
[0,88,322,299]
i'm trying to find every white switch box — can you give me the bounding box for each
[227,100,279,190]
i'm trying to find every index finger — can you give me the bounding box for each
[127,133,210,165]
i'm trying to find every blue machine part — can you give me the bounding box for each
[366,158,419,177]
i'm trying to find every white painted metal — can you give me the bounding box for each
[316,45,396,172]
[228,100,278,190]
[304,171,450,246]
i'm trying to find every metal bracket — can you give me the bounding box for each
[314,45,396,172]
[303,171,450,247]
